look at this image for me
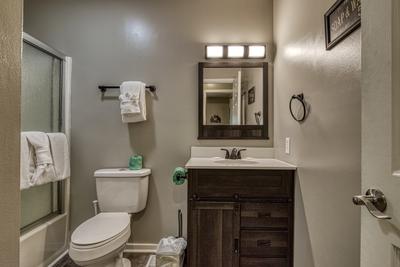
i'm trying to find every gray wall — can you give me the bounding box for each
[273,0,361,267]
[0,0,22,265]
[23,0,274,242]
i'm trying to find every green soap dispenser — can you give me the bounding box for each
[129,155,143,170]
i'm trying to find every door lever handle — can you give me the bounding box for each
[353,189,391,220]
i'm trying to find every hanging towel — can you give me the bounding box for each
[21,132,57,189]
[119,81,142,115]
[20,133,35,190]
[119,81,147,123]
[47,133,70,181]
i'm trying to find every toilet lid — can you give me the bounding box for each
[71,213,130,245]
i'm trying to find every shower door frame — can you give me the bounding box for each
[19,32,72,267]
[20,33,66,233]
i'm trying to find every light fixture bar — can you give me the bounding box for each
[205,44,267,59]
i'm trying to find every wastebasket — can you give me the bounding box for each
[155,236,186,267]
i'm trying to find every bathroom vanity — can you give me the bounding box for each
[185,149,296,267]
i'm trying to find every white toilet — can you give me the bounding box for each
[69,168,151,267]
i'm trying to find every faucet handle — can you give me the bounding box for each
[237,149,247,159]
[221,148,230,159]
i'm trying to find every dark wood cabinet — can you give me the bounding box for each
[188,169,295,267]
[188,202,240,267]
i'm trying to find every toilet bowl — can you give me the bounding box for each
[69,168,150,267]
[69,213,131,267]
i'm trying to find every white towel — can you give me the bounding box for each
[21,132,57,189]
[120,81,147,123]
[47,133,70,181]
[119,81,144,114]
[20,133,35,190]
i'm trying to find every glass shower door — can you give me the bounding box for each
[20,41,63,230]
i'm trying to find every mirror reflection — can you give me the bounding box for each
[203,67,263,126]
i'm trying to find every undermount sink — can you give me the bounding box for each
[214,159,258,165]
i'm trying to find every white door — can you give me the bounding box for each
[230,71,242,125]
[237,70,242,125]
[358,0,400,266]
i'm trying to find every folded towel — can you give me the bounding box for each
[119,81,144,115]
[47,133,70,181]
[21,132,57,189]
[20,133,35,190]
[120,81,147,123]
[26,132,53,165]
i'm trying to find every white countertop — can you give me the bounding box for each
[185,157,297,170]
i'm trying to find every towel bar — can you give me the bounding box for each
[98,85,156,93]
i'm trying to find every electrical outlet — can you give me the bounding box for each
[285,137,290,154]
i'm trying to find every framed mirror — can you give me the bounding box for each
[198,62,268,139]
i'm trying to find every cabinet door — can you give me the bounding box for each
[188,202,240,267]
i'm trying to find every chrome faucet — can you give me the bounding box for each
[221,148,247,160]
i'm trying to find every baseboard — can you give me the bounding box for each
[124,243,158,254]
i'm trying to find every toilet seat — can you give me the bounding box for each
[71,224,130,250]
[69,212,131,265]
[72,212,130,246]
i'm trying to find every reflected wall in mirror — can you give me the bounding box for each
[203,67,263,126]
[198,62,268,139]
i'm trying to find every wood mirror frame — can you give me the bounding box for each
[198,62,269,140]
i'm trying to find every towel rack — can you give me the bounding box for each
[98,85,157,93]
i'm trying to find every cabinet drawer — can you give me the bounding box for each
[240,230,288,257]
[190,169,293,200]
[241,203,290,229]
[240,257,288,267]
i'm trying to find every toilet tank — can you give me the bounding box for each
[94,168,151,213]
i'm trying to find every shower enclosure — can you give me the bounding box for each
[19,33,71,267]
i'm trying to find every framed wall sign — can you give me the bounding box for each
[324,0,361,50]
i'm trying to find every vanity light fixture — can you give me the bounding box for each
[206,45,224,58]
[227,45,245,58]
[248,45,266,58]
[205,44,267,59]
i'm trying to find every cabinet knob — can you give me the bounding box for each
[234,194,240,200]
[192,194,199,200]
